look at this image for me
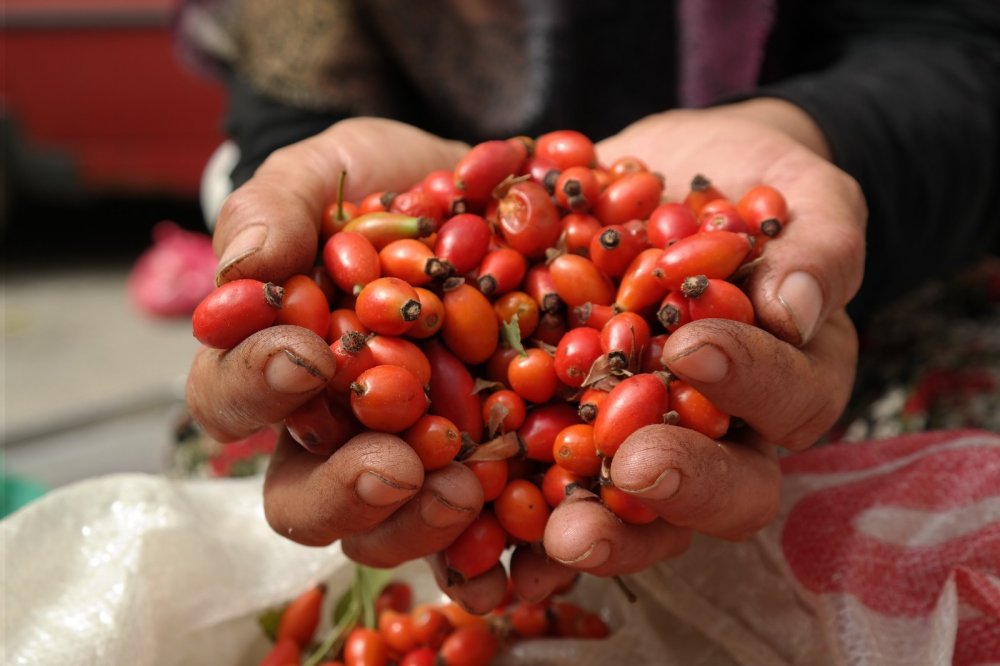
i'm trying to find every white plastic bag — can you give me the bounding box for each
[4,430,998,665]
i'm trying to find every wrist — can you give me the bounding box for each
[708,97,832,161]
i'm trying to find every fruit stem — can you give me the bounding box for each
[263,282,285,309]
[335,170,348,220]
[613,575,638,604]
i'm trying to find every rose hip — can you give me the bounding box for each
[534,129,597,170]
[552,423,602,476]
[434,213,493,275]
[601,484,659,524]
[496,180,562,259]
[593,171,664,227]
[670,379,731,439]
[600,311,652,374]
[559,212,603,256]
[553,326,604,388]
[494,478,550,543]
[424,340,484,442]
[275,274,331,339]
[444,509,507,582]
[549,253,615,307]
[476,247,528,297]
[403,414,462,471]
[615,247,667,312]
[354,276,422,336]
[367,334,433,386]
[349,364,429,433]
[683,173,726,215]
[324,230,381,296]
[192,278,283,349]
[655,230,753,291]
[541,463,591,508]
[482,389,527,437]
[442,281,499,365]
[593,372,671,458]
[342,211,436,250]
[647,202,700,248]
[588,221,648,279]
[682,275,756,325]
[453,138,528,204]
[379,238,453,287]
[507,348,559,405]
[554,165,601,212]
[737,183,788,236]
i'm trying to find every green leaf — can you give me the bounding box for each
[256,606,283,643]
[501,315,528,357]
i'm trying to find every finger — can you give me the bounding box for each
[508,546,579,604]
[213,117,468,286]
[609,424,782,542]
[744,157,867,346]
[427,554,509,615]
[185,325,335,442]
[661,312,857,450]
[341,462,484,568]
[543,488,693,577]
[262,431,424,547]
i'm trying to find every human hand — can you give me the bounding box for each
[477,99,866,597]
[184,118,489,567]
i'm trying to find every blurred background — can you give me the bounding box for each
[3,0,997,519]
[2,0,228,511]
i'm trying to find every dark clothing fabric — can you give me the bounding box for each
[194,0,1000,326]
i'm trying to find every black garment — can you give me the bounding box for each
[223,0,1000,327]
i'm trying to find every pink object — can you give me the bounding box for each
[128,220,218,317]
[677,0,777,107]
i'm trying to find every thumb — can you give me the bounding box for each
[213,117,468,286]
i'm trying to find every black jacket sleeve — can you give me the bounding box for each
[757,0,1000,322]
[224,74,352,189]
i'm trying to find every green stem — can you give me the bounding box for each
[302,600,360,666]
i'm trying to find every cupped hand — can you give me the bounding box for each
[185,118,485,567]
[530,99,867,583]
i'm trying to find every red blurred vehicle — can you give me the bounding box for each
[1,0,226,221]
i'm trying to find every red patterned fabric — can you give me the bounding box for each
[780,430,1000,664]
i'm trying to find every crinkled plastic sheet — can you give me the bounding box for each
[0,474,748,665]
[4,430,998,665]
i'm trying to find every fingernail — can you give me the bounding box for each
[420,492,474,528]
[265,350,328,394]
[356,471,418,507]
[552,539,611,568]
[778,271,823,343]
[216,224,267,283]
[619,468,681,501]
[666,344,728,383]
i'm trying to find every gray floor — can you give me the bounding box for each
[3,198,207,493]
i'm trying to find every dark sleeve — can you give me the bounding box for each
[756,0,1000,324]
[224,74,353,189]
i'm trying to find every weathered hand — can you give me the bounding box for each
[531,99,866,583]
[185,118,486,567]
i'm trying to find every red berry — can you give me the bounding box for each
[444,510,507,581]
[593,372,671,458]
[192,278,283,349]
[349,364,429,433]
[354,277,422,336]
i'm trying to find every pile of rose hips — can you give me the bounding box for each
[259,575,609,666]
[193,129,788,588]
